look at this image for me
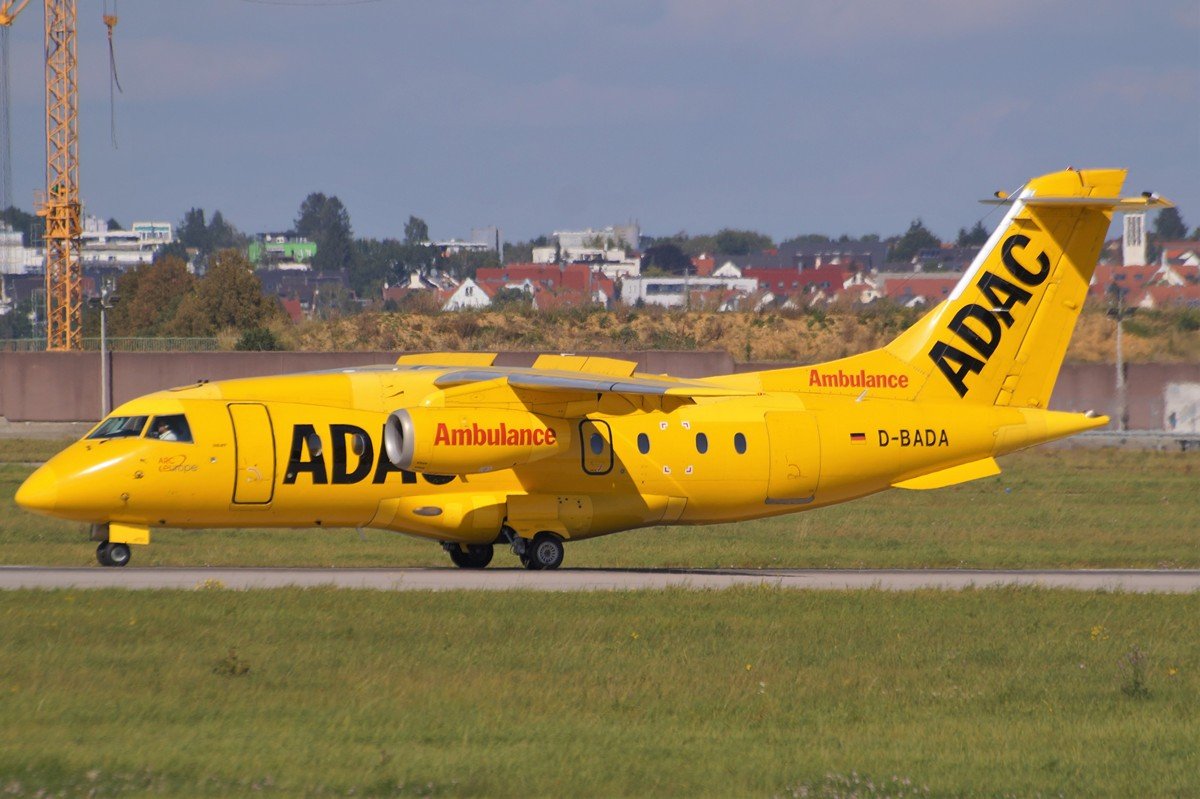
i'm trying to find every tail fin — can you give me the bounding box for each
[780,168,1165,408]
[897,168,1126,407]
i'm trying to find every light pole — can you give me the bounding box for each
[88,288,119,417]
[1106,283,1135,432]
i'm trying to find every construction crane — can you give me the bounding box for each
[38,0,81,350]
[0,1,31,211]
[2,1,114,350]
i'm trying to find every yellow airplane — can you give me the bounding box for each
[16,168,1171,569]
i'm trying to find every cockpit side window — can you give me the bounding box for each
[87,415,149,439]
[146,414,194,444]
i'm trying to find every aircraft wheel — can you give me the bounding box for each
[529,532,564,571]
[519,552,542,571]
[100,542,131,568]
[96,542,113,567]
[448,543,493,569]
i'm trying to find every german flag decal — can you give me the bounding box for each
[850,432,866,444]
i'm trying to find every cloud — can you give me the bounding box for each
[654,0,1043,53]
[85,37,295,102]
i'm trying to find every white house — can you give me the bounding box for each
[441,277,493,311]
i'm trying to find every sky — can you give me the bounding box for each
[4,0,1198,244]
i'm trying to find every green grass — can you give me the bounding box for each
[3,443,1198,569]
[0,588,1196,797]
[0,438,72,464]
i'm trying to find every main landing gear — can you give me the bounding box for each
[441,529,566,571]
[515,531,565,571]
[96,542,131,568]
[443,542,494,569]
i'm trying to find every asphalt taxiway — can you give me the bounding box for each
[1,567,1198,592]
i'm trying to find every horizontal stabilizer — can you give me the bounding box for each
[981,195,1173,211]
[892,457,1000,490]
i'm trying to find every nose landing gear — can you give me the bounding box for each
[96,542,131,568]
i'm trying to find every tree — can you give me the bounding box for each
[641,243,693,275]
[168,250,283,335]
[1154,207,1187,241]
[105,217,123,231]
[780,233,832,248]
[208,211,244,252]
[490,286,533,311]
[712,228,773,256]
[295,193,354,273]
[175,207,246,259]
[0,299,34,338]
[438,248,498,281]
[404,215,429,245]
[889,219,941,262]
[235,327,281,351]
[1,206,38,246]
[108,256,196,336]
[956,221,989,247]
[177,208,209,252]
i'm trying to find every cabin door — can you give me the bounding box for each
[579,420,614,475]
[764,412,820,504]
[228,403,277,505]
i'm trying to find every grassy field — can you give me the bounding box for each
[0,588,1196,797]
[2,444,1197,569]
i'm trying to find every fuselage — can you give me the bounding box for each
[15,363,1084,545]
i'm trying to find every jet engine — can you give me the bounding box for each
[384,408,570,475]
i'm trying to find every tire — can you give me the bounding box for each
[106,543,132,568]
[529,532,564,571]
[448,543,493,569]
[519,552,542,571]
[96,542,113,567]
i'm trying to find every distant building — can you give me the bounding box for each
[0,224,40,275]
[475,263,615,309]
[80,216,174,268]
[620,275,759,310]
[442,277,493,311]
[1123,212,1147,266]
[249,234,317,270]
[877,272,964,307]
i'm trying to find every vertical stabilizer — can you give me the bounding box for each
[889,168,1125,408]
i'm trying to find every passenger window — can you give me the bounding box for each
[87,415,148,439]
[637,433,650,454]
[589,432,605,455]
[147,414,194,443]
[734,432,747,454]
[695,432,708,454]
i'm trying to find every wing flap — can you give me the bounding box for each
[433,368,751,398]
[396,353,498,367]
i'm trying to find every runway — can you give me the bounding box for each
[1,566,1199,592]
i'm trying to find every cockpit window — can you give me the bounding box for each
[87,415,149,439]
[147,414,193,444]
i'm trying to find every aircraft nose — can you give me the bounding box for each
[15,463,60,514]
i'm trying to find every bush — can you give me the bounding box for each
[235,327,281,351]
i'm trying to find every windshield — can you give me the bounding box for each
[87,415,149,440]
[146,414,193,444]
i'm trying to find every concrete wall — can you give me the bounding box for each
[1,350,1195,429]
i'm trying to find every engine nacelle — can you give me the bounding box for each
[384,408,570,475]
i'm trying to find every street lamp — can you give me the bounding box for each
[88,288,119,417]
[1106,283,1135,432]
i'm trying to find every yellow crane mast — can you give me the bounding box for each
[38,0,80,351]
